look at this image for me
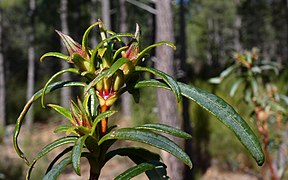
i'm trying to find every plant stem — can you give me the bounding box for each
[255,107,278,180]
[100,105,109,137]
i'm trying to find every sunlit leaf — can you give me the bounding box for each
[40,52,70,62]
[90,110,117,136]
[43,156,72,180]
[82,22,102,55]
[99,128,192,168]
[133,79,265,166]
[219,64,237,78]
[106,57,129,78]
[84,69,109,93]
[229,78,244,97]
[105,148,168,179]
[91,33,134,61]
[48,104,74,123]
[135,124,191,139]
[41,68,80,107]
[135,66,181,102]
[115,163,155,180]
[13,81,86,164]
[26,136,78,179]
[137,41,176,63]
[72,135,88,175]
[208,77,222,84]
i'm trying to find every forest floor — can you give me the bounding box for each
[1,122,262,180]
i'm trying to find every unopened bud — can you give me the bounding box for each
[113,70,124,91]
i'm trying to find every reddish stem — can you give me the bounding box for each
[100,105,109,137]
[255,108,278,180]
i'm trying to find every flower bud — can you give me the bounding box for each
[113,70,124,92]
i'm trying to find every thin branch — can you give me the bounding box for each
[126,0,157,14]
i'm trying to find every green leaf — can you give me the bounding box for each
[208,77,223,84]
[48,104,74,123]
[84,69,109,93]
[135,124,191,139]
[106,57,129,78]
[178,82,264,165]
[229,78,244,97]
[72,135,88,175]
[113,46,128,61]
[105,147,161,164]
[90,110,117,136]
[133,80,265,166]
[54,125,73,133]
[13,81,86,164]
[135,66,181,102]
[40,52,70,62]
[105,147,168,179]
[115,163,155,180]
[219,64,237,78]
[137,41,176,63]
[46,147,73,175]
[91,33,134,61]
[99,128,192,168]
[41,68,79,107]
[26,136,78,179]
[43,156,72,180]
[82,22,102,55]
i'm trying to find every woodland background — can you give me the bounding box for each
[0,0,287,179]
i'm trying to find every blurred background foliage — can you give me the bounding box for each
[0,0,287,179]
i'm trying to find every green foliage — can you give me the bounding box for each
[210,48,288,179]
[14,23,264,179]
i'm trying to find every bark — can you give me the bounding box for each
[155,1,184,179]
[25,0,36,128]
[0,7,5,127]
[90,0,98,48]
[178,0,194,179]
[101,0,110,29]
[119,0,132,120]
[60,0,72,109]
[234,0,242,52]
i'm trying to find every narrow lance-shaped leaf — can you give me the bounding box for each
[45,147,73,175]
[135,66,181,102]
[48,104,75,124]
[13,81,86,164]
[133,79,265,166]
[91,33,134,61]
[43,156,72,180]
[41,68,80,107]
[136,41,176,63]
[40,52,70,62]
[82,22,102,55]
[26,136,78,179]
[72,135,89,175]
[104,147,168,179]
[84,69,109,94]
[99,128,192,168]
[115,163,155,180]
[90,110,117,136]
[135,124,191,139]
[229,78,244,97]
[106,57,129,78]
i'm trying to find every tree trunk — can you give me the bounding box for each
[60,0,71,109]
[155,1,184,179]
[90,0,98,48]
[119,0,132,120]
[25,0,36,128]
[0,7,5,127]
[178,0,194,179]
[234,0,242,52]
[101,0,110,29]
